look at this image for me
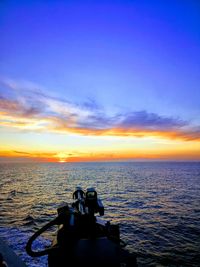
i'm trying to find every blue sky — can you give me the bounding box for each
[0,0,200,161]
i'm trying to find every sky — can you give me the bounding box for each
[0,0,200,162]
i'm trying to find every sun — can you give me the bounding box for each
[56,152,69,163]
[59,159,66,163]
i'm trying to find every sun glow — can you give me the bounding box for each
[1,137,200,163]
[59,159,66,163]
[56,152,69,163]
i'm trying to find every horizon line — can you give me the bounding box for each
[0,159,199,164]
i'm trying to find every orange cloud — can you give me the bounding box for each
[1,78,200,143]
[1,108,200,142]
[1,147,200,163]
[0,150,57,162]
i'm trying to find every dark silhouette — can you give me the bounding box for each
[0,253,8,267]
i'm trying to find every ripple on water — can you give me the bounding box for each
[0,162,200,267]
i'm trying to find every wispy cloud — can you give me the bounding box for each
[0,77,200,141]
[117,111,186,129]
[0,150,59,162]
[13,150,32,155]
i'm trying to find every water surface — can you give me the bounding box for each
[0,162,200,266]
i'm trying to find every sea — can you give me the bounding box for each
[0,161,200,267]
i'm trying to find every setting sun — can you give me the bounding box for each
[0,1,200,163]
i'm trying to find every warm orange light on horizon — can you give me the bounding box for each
[1,146,200,163]
[59,159,66,163]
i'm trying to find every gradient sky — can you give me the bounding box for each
[0,0,200,162]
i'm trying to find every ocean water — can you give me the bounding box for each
[0,161,200,267]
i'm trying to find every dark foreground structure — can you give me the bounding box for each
[0,237,27,267]
[26,187,138,267]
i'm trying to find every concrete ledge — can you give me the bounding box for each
[0,237,27,267]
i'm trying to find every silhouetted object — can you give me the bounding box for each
[26,187,137,267]
[0,253,8,267]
